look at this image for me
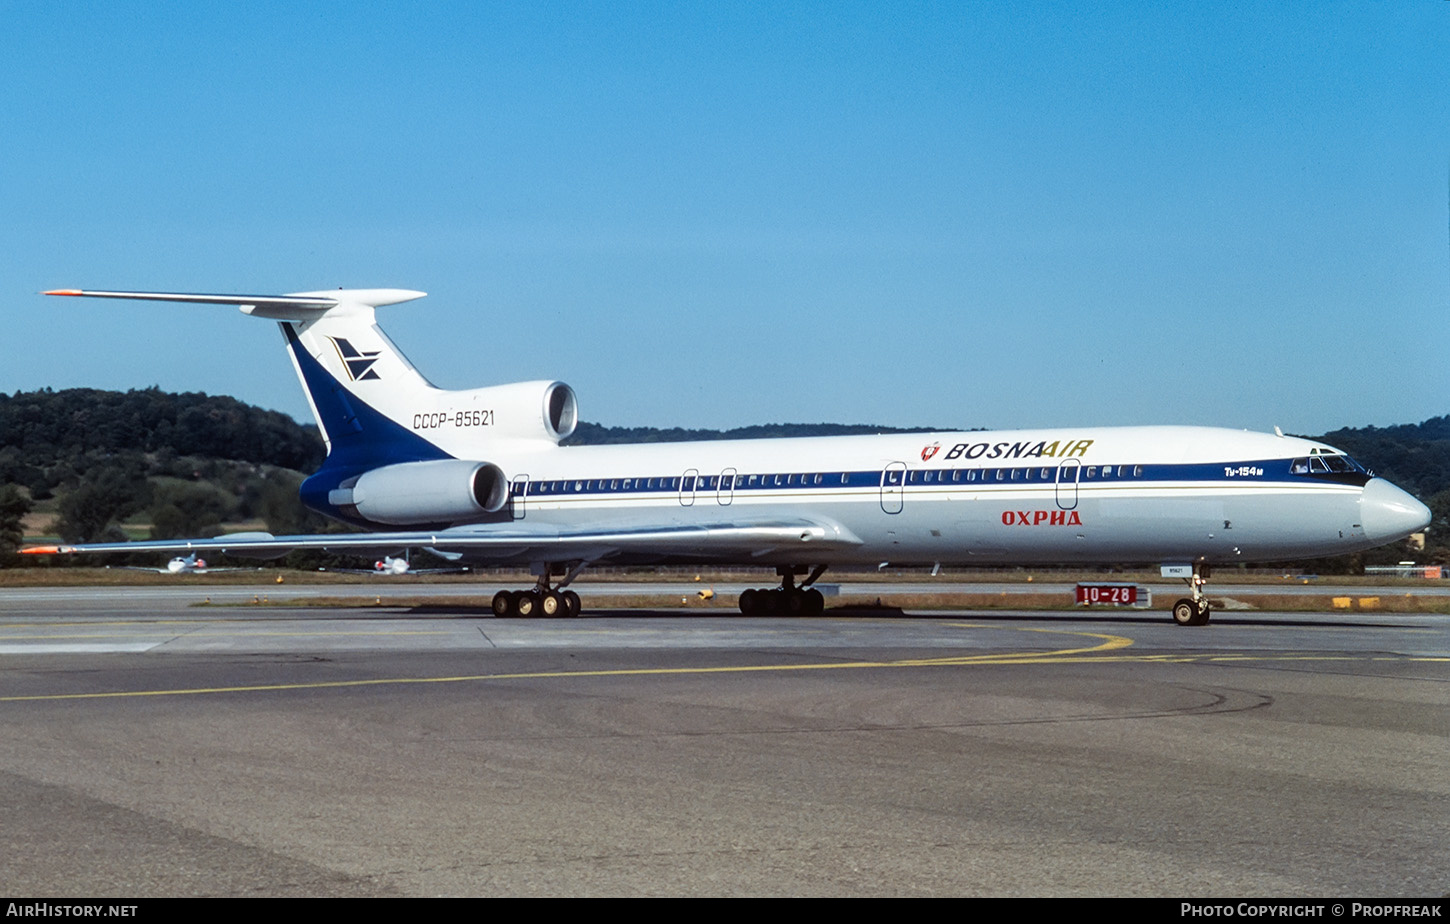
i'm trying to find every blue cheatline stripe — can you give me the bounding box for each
[283,322,451,471]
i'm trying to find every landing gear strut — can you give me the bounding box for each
[491,562,584,618]
[738,565,828,617]
[1171,563,1212,627]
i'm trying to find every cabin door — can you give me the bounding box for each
[881,462,906,514]
[717,468,736,506]
[678,468,698,506]
[511,475,529,520]
[1055,460,1079,510]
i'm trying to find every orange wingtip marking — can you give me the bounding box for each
[43,289,84,296]
[20,546,63,554]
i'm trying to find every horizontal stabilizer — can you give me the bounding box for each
[44,288,426,321]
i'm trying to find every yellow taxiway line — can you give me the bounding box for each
[1,622,1442,704]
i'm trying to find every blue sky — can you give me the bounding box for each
[3,2,1446,435]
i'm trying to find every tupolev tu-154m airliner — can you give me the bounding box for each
[25,287,1431,625]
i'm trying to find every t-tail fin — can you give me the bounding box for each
[43,288,577,473]
[44,288,448,470]
[279,298,456,472]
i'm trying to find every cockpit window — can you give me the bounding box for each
[1291,453,1367,476]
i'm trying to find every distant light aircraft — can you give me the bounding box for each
[323,554,470,576]
[114,553,247,575]
[26,288,1431,625]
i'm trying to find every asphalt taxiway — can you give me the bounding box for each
[0,587,1445,896]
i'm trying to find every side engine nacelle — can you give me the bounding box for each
[329,460,510,526]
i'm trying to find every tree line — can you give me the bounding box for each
[0,388,331,562]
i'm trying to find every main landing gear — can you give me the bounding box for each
[491,563,583,618]
[1171,563,1212,627]
[738,565,828,617]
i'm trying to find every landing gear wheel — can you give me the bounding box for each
[515,591,539,617]
[541,591,562,617]
[562,590,582,618]
[492,590,515,618]
[1172,598,1211,627]
[1172,598,1197,626]
[779,588,825,616]
[804,588,825,617]
[738,588,760,616]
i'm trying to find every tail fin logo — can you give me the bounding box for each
[328,337,383,381]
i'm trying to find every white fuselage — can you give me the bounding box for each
[416,425,1405,568]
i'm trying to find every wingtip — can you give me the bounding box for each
[20,545,65,554]
[43,289,83,296]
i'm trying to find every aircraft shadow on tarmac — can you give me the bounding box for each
[386,604,1416,630]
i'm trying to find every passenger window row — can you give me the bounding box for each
[525,464,1151,495]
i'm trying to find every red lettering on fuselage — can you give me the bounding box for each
[1000,510,1082,526]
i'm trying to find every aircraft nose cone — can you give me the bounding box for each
[1359,478,1431,545]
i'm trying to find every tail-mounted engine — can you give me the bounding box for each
[440,380,577,444]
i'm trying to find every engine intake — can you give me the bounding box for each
[454,380,577,443]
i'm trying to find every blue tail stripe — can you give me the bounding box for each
[282,323,452,474]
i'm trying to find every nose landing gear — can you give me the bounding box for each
[1170,563,1212,626]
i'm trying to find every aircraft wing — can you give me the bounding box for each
[23,520,863,563]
